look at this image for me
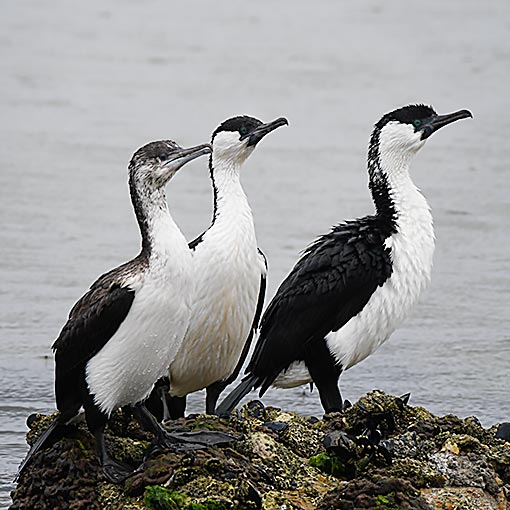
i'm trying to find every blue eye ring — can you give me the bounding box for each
[413,119,422,128]
[239,127,248,135]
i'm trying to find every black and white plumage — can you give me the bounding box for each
[16,140,212,483]
[156,116,288,418]
[217,104,472,416]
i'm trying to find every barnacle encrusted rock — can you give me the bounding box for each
[10,391,510,510]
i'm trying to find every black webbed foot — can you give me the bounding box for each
[132,402,237,463]
[91,414,136,484]
[166,430,236,448]
[101,458,136,484]
[143,430,237,460]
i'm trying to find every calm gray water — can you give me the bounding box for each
[1,1,509,506]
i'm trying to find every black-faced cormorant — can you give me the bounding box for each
[16,140,213,483]
[149,116,288,419]
[216,104,472,416]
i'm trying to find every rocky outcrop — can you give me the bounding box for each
[10,391,510,509]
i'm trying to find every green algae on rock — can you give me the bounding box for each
[10,391,510,510]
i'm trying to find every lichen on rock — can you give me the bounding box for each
[10,391,510,510]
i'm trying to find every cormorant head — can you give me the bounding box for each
[129,140,211,189]
[211,115,288,164]
[372,104,472,158]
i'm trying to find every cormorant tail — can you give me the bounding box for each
[215,375,258,417]
[15,418,68,481]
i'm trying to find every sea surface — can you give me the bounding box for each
[1,1,509,507]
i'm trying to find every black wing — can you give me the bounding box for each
[247,218,392,391]
[52,259,139,411]
[223,249,267,385]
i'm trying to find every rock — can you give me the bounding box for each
[10,391,510,510]
[316,475,431,510]
[421,487,507,510]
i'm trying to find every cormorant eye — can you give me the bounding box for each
[413,119,422,128]
[239,127,248,136]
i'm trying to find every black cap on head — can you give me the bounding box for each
[212,116,263,141]
[212,115,288,148]
[375,104,472,140]
[376,104,437,130]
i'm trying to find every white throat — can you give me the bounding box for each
[377,134,433,237]
[210,154,253,225]
[148,203,188,261]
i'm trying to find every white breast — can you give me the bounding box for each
[86,213,194,416]
[328,178,435,370]
[169,202,263,397]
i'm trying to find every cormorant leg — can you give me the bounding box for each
[159,386,172,422]
[85,401,134,484]
[143,378,185,422]
[132,403,173,442]
[305,339,343,413]
[206,380,229,415]
[168,395,187,420]
[315,377,343,413]
[143,377,172,422]
[132,403,236,453]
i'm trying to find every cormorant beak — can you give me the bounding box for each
[243,117,288,147]
[162,143,212,173]
[421,109,472,139]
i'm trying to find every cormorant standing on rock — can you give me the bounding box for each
[16,140,231,484]
[217,104,472,416]
[149,116,288,420]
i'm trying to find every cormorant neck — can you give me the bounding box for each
[367,130,403,234]
[209,154,249,222]
[129,180,174,255]
[367,129,430,239]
